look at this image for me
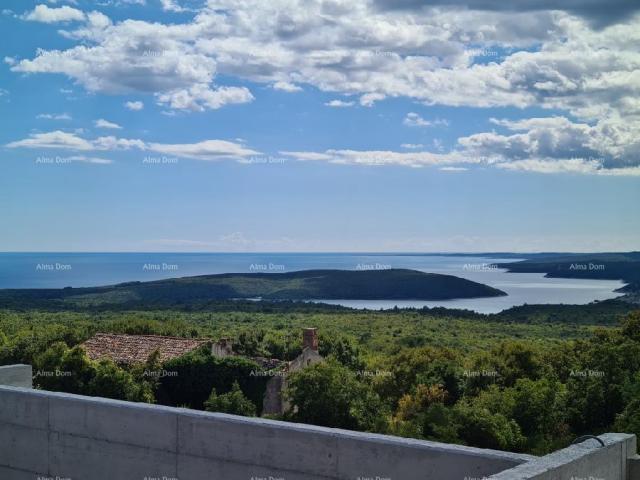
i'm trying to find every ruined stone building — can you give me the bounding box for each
[261,328,324,416]
[81,328,323,416]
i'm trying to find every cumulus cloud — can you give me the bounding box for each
[459,116,640,170]
[372,0,640,28]
[23,5,85,23]
[13,10,253,112]
[155,85,254,111]
[279,113,640,176]
[7,0,640,173]
[12,2,640,119]
[360,93,386,107]
[159,0,188,12]
[124,100,144,111]
[272,81,302,92]
[94,119,122,129]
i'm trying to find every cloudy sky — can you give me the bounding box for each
[1,0,639,252]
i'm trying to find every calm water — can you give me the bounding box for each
[0,253,625,313]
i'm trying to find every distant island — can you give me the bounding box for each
[0,268,506,310]
[494,252,640,298]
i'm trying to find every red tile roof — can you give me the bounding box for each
[81,333,210,364]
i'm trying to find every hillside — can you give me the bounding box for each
[0,269,506,310]
[494,252,640,297]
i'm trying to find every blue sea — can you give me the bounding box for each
[0,253,625,314]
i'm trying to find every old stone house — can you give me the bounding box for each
[81,328,323,416]
[261,328,324,416]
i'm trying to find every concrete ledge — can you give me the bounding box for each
[0,364,32,389]
[488,433,637,480]
[0,384,533,480]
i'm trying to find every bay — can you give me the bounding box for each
[0,252,625,313]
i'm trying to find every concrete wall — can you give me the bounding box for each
[0,384,533,480]
[488,433,637,480]
[0,364,32,389]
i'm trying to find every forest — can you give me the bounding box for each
[1,299,639,455]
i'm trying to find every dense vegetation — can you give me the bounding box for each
[0,269,507,310]
[1,299,638,455]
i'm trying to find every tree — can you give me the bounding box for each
[285,359,387,432]
[204,381,257,416]
[319,335,366,371]
[157,347,267,410]
[87,359,153,403]
[454,402,526,452]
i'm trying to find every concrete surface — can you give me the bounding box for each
[0,364,32,388]
[488,433,637,480]
[0,384,532,480]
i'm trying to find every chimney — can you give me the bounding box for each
[302,328,318,351]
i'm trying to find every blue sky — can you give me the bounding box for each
[1,0,639,252]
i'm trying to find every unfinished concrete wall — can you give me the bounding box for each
[0,384,533,480]
[0,364,32,389]
[488,433,637,480]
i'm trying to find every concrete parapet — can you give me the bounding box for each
[0,383,532,480]
[488,433,637,480]
[0,364,32,389]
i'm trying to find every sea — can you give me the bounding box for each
[0,253,625,314]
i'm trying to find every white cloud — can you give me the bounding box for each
[6,130,260,163]
[124,100,144,111]
[7,0,640,171]
[272,81,302,92]
[495,159,640,176]
[280,112,640,176]
[94,119,122,129]
[147,139,260,161]
[458,115,640,170]
[325,99,355,108]
[281,149,468,168]
[400,143,424,149]
[160,0,188,12]
[7,131,94,150]
[37,113,72,120]
[62,155,113,165]
[360,93,386,107]
[403,113,449,128]
[23,5,85,23]
[440,166,468,171]
[155,85,254,111]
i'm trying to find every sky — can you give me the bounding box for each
[0,0,639,252]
